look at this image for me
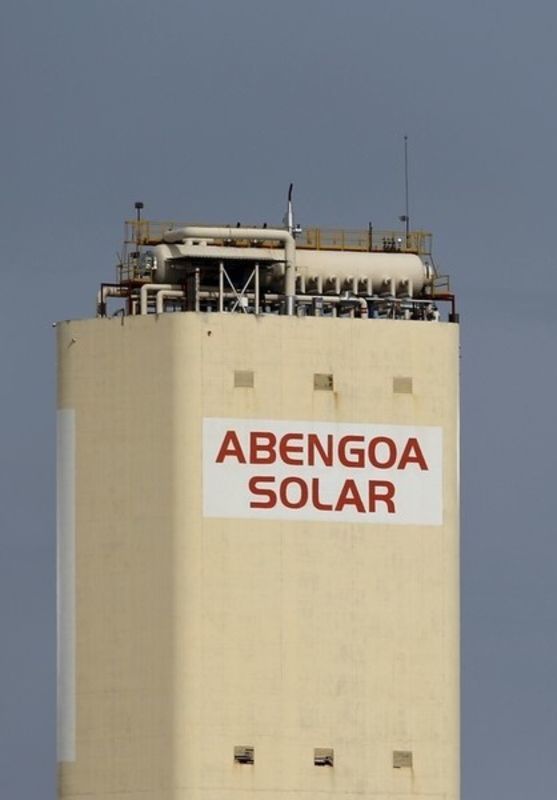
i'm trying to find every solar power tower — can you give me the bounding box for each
[57,210,459,800]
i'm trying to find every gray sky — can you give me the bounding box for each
[1,1,556,797]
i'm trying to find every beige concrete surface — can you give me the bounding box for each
[57,313,459,799]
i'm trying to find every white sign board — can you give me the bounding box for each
[203,418,443,526]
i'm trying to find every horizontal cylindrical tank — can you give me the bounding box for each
[149,242,432,296]
[278,249,432,296]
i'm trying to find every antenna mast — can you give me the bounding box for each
[404,135,410,235]
[399,135,410,244]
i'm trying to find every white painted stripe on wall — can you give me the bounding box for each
[57,409,76,763]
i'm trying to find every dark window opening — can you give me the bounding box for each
[393,750,413,768]
[314,747,334,767]
[234,746,254,765]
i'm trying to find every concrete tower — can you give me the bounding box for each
[57,213,459,800]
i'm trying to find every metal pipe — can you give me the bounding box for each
[140,283,177,315]
[195,289,440,308]
[144,287,440,320]
[96,285,127,317]
[162,225,296,315]
[194,268,200,313]
[189,290,405,320]
[156,289,185,314]
[218,262,224,313]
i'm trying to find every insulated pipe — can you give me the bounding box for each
[162,226,297,315]
[218,262,224,313]
[96,285,127,316]
[140,283,178,315]
[297,293,367,317]
[197,291,368,317]
[156,289,185,314]
[254,263,260,314]
[188,289,410,320]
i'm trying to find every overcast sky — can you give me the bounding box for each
[2,1,557,797]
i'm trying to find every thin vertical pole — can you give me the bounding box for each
[219,262,224,312]
[404,135,410,241]
[255,263,260,315]
[194,268,200,312]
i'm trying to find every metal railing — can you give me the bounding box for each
[124,220,432,256]
[299,227,431,255]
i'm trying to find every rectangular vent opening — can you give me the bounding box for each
[393,376,413,394]
[393,750,413,769]
[314,747,334,767]
[234,746,254,765]
[314,373,334,391]
[234,370,254,388]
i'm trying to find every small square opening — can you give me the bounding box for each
[234,370,254,388]
[314,747,334,767]
[393,376,413,394]
[393,750,413,768]
[314,373,334,391]
[234,746,254,765]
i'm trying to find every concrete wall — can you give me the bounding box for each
[57,312,459,800]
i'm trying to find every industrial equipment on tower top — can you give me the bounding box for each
[97,195,457,321]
